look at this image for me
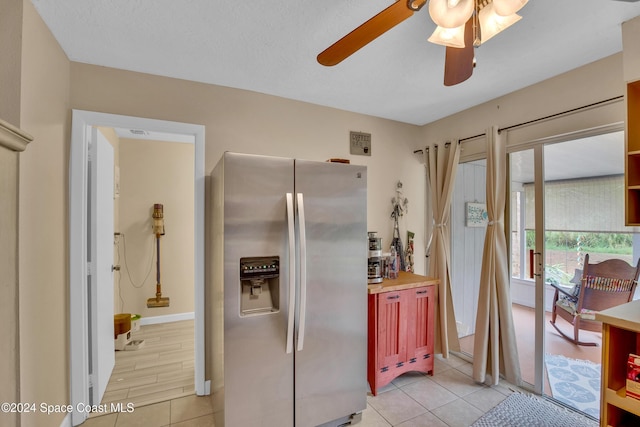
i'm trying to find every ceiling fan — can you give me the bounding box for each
[316,0,528,86]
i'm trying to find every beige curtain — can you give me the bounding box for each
[472,127,521,386]
[425,142,461,357]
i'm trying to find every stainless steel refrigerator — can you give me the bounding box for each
[209,152,367,427]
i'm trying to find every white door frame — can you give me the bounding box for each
[69,110,208,426]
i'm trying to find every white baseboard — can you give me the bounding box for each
[139,312,195,326]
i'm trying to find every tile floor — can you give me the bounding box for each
[80,393,214,427]
[83,352,527,427]
[361,354,523,427]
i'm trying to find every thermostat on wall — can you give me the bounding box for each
[350,131,371,156]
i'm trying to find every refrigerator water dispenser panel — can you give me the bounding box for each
[239,256,280,316]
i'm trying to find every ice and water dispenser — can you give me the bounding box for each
[239,256,280,316]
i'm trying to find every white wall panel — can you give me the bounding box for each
[451,161,486,338]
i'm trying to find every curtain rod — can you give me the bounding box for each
[413,134,480,154]
[412,95,624,155]
[413,139,464,154]
[497,95,623,133]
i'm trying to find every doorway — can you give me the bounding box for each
[69,110,207,426]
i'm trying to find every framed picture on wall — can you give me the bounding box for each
[466,202,488,227]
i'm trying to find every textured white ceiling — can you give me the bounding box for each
[31,0,640,125]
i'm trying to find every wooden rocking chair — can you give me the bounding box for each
[549,254,640,346]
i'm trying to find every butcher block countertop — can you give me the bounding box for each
[367,271,439,294]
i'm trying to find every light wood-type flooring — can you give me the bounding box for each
[101,319,195,409]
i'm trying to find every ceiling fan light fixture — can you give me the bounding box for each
[478,3,521,43]
[428,0,475,28]
[492,0,528,16]
[428,24,466,48]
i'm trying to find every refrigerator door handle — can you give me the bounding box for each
[286,193,296,354]
[296,193,307,352]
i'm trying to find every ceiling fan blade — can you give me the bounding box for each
[318,1,424,66]
[443,17,474,86]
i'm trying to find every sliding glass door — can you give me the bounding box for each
[509,129,630,420]
[449,128,632,423]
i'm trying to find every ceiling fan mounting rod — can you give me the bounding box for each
[407,0,427,12]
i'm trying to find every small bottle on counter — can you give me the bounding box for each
[382,252,391,279]
[389,246,398,279]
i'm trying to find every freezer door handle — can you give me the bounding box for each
[286,193,296,354]
[296,193,307,352]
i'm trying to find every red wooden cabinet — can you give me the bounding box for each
[368,285,436,395]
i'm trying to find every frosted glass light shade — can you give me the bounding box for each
[478,3,521,43]
[492,0,528,17]
[429,0,474,28]
[428,24,466,48]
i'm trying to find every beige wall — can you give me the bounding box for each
[117,138,195,317]
[69,63,428,274]
[419,53,626,159]
[18,1,70,426]
[0,0,23,126]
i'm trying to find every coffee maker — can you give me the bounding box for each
[368,232,383,284]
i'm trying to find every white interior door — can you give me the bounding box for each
[89,127,115,405]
